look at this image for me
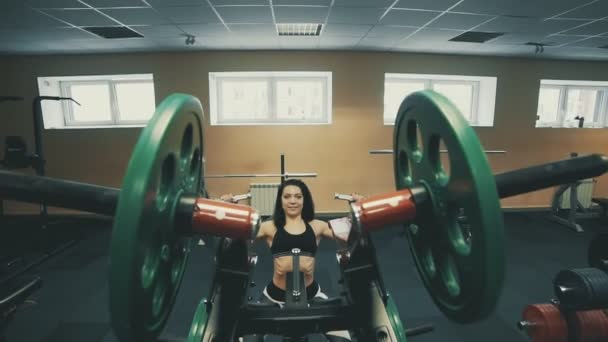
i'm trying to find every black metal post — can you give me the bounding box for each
[281,153,286,184]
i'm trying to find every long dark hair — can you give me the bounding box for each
[273,179,315,228]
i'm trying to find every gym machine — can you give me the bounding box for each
[548,153,600,233]
[1,92,608,341]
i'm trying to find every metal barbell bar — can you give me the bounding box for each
[369,149,507,154]
[205,172,317,178]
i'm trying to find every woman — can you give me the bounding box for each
[252,179,356,341]
[255,178,334,304]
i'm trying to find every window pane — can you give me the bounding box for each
[565,88,598,124]
[432,82,474,120]
[276,80,324,120]
[116,81,156,122]
[384,80,426,123]
[220,80,268,120]
[69,83,112,122]
[537,87,561,124]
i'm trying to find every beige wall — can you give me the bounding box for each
[1,51,607,215]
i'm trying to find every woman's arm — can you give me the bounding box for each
[318,220,336,240]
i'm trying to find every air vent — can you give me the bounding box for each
[449,31,503,43]
[83,26,143,39]
[276,23,323,36]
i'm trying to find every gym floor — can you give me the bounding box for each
[2,211,603,342]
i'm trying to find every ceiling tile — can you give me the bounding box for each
[274,6,329,23]
[0,0,27,8]
[561,20,608,35]
[179,23,228,35]
[451,0,591,18]
[475,16,586,35]
[319,35,361,48]
[486,33,548,45]
[44,9,120,26]
[0,8,67,28]
[366,25,417,38]
[156,6,220,24]
[540,34,588,45]
[332,0,394,8]
[0,27,95,41]
[405,28,463,42]
[565,36,608,47]
[102,8,170,25]
[380,9,439,26]
[321,24,372,37]
[327,7,384,24]
[274,0,331,5]
[129,24,184,37]
[358,36,400,48]
[83,0,149,8]
[211,0,268,5]
[215,6,273,23]
[555,1,608,20]
[228,23,277,35]
[146,0,210,7]
[395,0,462,11]
[237,36,280,48]
[26,0,88,9]
[427,13,494,30]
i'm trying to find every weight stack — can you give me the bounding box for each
[553,268,608,311]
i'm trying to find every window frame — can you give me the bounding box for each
[536,81,608,128]
[60,76,155,127]
[209,71,332,126]
[383,73,488,126]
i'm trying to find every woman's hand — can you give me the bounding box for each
[219,193,237,203]
[350,193,365,202]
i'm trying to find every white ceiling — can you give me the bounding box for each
[1,0,608,60]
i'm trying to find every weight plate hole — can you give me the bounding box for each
[429,135,449,186]
[190,148,201,181]
[440,253,461,297]
[152,281,167,318]
[181,124,193,163]
[422,247,437,278]
[157,154,177,211]
[397,149,413,187]
[407,120,423,163]
[141,250,159,289]
[449,207,472,256]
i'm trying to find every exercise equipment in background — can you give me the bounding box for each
[548,152,600,233]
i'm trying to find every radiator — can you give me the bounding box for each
[559,179,595,209]
[250,183,280,216]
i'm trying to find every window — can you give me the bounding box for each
[209,72,332,125]
[37,74,155,129]
[536,80,608,128]
[384,73,497,127]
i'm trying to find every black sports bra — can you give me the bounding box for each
[270,222,317,257]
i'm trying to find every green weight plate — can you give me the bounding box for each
[187,298,209,342]
[386,294,407,342]
[109,94,204,341]
[393,90,505,323]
